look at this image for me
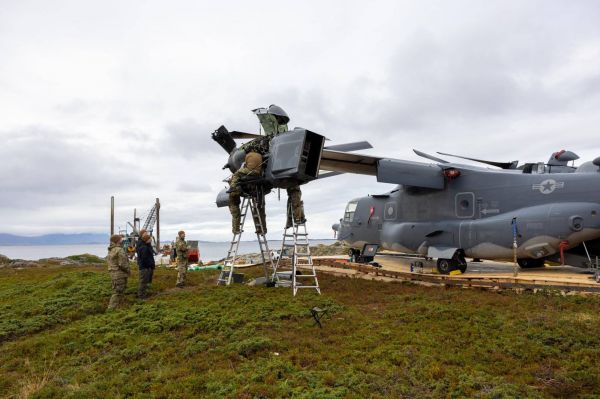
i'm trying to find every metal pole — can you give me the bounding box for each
[156,198,160,252]
[110,196,115,236]
[512,217,519,278]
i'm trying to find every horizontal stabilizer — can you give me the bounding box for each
[324,141,373,152]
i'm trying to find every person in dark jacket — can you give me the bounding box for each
[137,233,156,299]
[135,228,147,258]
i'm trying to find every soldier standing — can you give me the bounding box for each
[175,230,189,288]
[107,234,131,310]
[135,228,147,254]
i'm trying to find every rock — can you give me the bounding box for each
[39,257,77,265]
[8,260,39,268]
[310,242,351,256]
[0,254,10,264]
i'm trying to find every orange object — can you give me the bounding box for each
[188,248,199,263]
[559,240,570,265]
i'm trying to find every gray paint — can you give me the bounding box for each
[333,156,600,269]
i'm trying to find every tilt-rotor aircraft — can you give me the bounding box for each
[211,109,600,275]
[331,148,600,274]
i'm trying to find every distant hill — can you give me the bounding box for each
[0,233,108,245]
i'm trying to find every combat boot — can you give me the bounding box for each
[294,201,306,224]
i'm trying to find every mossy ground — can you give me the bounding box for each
[65,254,105,264]
[1,263,600,398]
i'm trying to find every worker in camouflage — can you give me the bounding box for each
[175,230,189,287]
[227,105,283,235]
[228,104,306,233]
[285,185,306,228]
[229,151,265,234]
[255,105,306,228]
[107,234,131,310]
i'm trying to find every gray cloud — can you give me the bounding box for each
[0,127,148,207]
[2,0,600,240]
[162,119,224,158]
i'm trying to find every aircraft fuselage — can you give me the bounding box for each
[336,167,600,267]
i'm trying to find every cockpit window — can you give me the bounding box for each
[344,202,358,222]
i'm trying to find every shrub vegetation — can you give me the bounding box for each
[1,263,600,398]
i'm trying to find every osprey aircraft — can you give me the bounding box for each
[211,108,600,276]
[330,148,600,274]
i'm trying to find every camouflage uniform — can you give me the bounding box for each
[228,107,299,235]
[286,185,306,228]
[229,136,271,234]
[254,115,306,228]
[175,236,189,287]
[107,242,131,310]
[255,113,288,136]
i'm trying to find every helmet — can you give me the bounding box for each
[267,104,290,124]
[252,105,290,124]
[252,105,290,136]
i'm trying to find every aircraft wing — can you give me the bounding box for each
[320,149,379,175]
[320,150,445,189]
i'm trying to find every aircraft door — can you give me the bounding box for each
[455,192,475,219]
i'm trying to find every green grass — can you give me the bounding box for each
[1,264,600,398]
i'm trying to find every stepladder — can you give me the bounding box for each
[273,203,321,295]
[217,190,275,286]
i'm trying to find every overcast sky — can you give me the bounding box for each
[2,0,600,241]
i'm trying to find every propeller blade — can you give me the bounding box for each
[324,141,373,152]
[437,152,518,169]
[318,171,344,179]
[413,149,449,164]
[230,131,262,139]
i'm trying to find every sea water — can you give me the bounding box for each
[0,239,337,261]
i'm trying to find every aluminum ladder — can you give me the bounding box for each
[217,195,274,285]
[273,203,321,295]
